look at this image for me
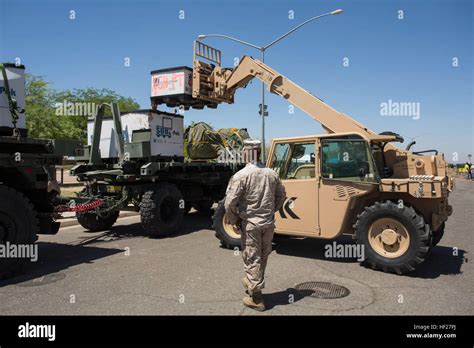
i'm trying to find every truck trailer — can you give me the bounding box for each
[71,98,244,236]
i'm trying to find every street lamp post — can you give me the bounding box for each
[198,9,343,162]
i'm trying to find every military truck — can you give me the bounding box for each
[183,42,454,274]
[0,63,62,279]
[70,101,244,236]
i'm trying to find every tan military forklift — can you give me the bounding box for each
[188,41,453,274]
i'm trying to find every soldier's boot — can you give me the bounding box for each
[242,277,251,294]
[243,291,265,312]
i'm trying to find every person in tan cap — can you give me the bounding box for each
[224,139,286,311]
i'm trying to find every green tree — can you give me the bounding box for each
[54,87,140,143]
[25,74,140,143]
[25,74,65,140]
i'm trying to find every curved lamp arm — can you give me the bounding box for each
[264,9,343,50]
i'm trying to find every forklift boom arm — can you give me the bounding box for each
[191,44,396,143]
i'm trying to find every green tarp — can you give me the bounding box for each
[184,122,250,160]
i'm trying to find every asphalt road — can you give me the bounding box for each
[0,180,472,315]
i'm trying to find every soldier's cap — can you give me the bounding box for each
[243,139,261,149]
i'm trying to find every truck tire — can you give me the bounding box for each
[431,222,445,247]
[212,200,241,249]
[354,201,431,274]
[140,183,184,237]
[193,200,214,215]
[76,211,120,232]
[183,201,193,215]
[0,186,39,279]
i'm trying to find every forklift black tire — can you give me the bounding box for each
[0,186,39,280]
[76,210,120,232]
[212,200,241,250]
[140,183,184,237]
[431,222,445,247]
[193,200,214,215]
[354,201,431,275]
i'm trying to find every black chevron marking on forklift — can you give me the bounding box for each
[278,206,287,219]
[279,197,300,219]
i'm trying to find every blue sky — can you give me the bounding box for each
[1,0,472,162]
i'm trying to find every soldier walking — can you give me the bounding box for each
[224,139,286,311]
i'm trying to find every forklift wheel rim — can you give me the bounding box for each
[223,214,241,239]
[368,217,410,259]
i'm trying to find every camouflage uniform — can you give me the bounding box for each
[224,162,286,294]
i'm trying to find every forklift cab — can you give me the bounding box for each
[267,134,380,238]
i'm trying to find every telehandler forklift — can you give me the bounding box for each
[188,41,454,274]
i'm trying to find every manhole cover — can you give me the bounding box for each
[295,281,350,299]
[17,272,67,287]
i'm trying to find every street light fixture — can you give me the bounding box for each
[198,9,343,162]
